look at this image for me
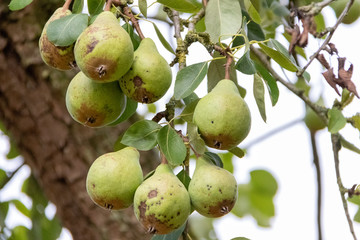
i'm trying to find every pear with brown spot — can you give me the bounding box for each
[119,38,172,103]
[86,147,143,210]
[133,163,191,234]
[74,11,134,82]
[188,155,237,218]
[193,79,251,150]
[65,71,126,127]
[39,8,76,70]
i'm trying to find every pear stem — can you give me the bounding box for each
[122,6,145,39]
[62,0,72,11]
[160,153,168,164]
[104,0,112,11]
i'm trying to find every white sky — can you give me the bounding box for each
[1,2,360,240]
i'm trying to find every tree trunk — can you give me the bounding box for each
[0,1,156,239]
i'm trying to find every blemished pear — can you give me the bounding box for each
[193,79,251,150]
[74,11,134,82]
[188,156,237,218]
[65,71,126,127]
[133,163,191,234]
[39,8,76,70]
[86,147,143,210]
[119,38,172,104]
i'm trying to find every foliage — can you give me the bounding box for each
[4,0,360,239]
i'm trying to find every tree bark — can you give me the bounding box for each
[0,1,156,239]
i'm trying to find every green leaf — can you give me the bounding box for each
[208,52,238,92]
[72,0,84,14]
[0,201,9,227]
[152,23,175,54]
[328,108,346,133]
[340,136,360,154]
[9,225,30,240]
[40,215,62,240]
[258,43,298,72]
[270,1,290,16]
[254,62,279,106]
[157,0,202,13]
[152,221,187,239]
[187,123,206,155]
[121,120,161,151]
[236,50,256,75]
[177,170,191,189]
[22,175,48,207]
[108,97,138,126]
[231,238,251,240]
[47,13,88,46]
[229,147,245,158]
[8,0,33,11]
[205,0,242,43]
[195,17,206,32]
[219,152,234,173]
[180,98,199,123]
[350,113,360,132]
[174,62,208,100]
[183,92,199,105]
[0,169,8,189]
[7,139,20,159]
[10,199,31,218]
[250,170,278,196]
[139,0,147,18]
[122,23,141,50]
[87,0,105,15]
[157,125,187,166]
[253,74,266,122]
[204,152,223,168]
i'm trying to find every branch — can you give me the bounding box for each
[297,0,355,77]
[331,133,358,240]
[62,0,72,11]
[121,6,145,39]
[168,9,187,70]
[310,131,323,240]
[188,8,205,32]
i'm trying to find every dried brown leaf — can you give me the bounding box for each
[317,53,330,69]
[328,43,338,55]
[322,68,341,96]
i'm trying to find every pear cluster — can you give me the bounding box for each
[39,10,172,128]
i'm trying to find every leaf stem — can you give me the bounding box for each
[331,133,358,240]
[62,0,72,11]
[104,0,112,11]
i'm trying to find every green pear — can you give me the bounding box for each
[74,11,134,83]
[193,79,251,150]
[133,163,191,234]
[86,147,143,210]
[304,97,326,133]
[65,71,126,127]
[188,156,238,218]
[39,8,76,70]
[119,38,172,103]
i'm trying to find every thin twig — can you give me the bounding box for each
[122,6,145,39]
[104,0,112,11]
[62,0,72,11]
[224,53,233,80]
[297,0,355,77]
[188,8,205,32]
[331,133,357,240]
[310,131,323,240]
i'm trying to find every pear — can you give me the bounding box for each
[193,79,251,150]
[39,8,76,70]
[188,156,237,218]
[304,97,326,133]
[119,38,172,104]
[133,163,191,234]
[65,71,126,127]
[74,11,134,83]
[86,147,143,210]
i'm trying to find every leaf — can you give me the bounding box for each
[87,0,105,15]
[231,238,251,240]
[187,122,206,155]
[340,136,360,154]
[270,1,290,16]
[157,0,202,13]
[6,140,19,159]
[350,113,360,132]
[9,225,30,240]
[229,147,245,158]
[108,97,138,126]
[40,214,62,240]
[236,50,256,75]
[208,52,238,92]
[0,169,8,189]
[8,0,33,11]
[22,175,48,207]
[152,222,187,239]
[122,23,141,50]
[204,152,223,168]
[139,0,147,18]
[183,92,199,105]
[10,199,31,218]
[254,62,279,106]
[258,43,298,72]
[219,152,234,173]
[253,74,266,122]
[177,170,191,189]
[152,23,175,54]
[205,0,242,43]
[0,201,9,227]
[174,62,208,100]
[157,125,187,166]
[327,108,346,133]
[72,0,84,14]
[121,120,161,151]
[47,13,88,46]
[180,98,199,123]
